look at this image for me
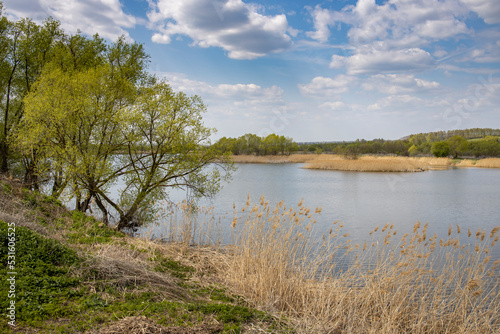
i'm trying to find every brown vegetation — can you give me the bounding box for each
[303,155,451,172]
[160,195,500,333]
[219,197,500,333]
[457,158,500,168]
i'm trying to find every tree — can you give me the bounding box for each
[19,67,233,231]
[0,13,64,175]
[469,137,500,157]
[431,141,450,157]
[112,83,234,231]
[408,144,419,157]
[446,135,469,158]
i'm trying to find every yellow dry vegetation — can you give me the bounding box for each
[458,158,500,168]
[303,155,451,172]
[153,195,500,333]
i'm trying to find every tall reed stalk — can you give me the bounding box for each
[222,197,500,333]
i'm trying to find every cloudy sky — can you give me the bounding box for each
[3,0,500,141]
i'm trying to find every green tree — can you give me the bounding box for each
[431,141,450,157]
[446,135,469,158]
[19,67,233,231]
[0,13,63,175]
[408,144,419,157]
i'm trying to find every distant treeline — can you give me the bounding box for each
[297,128,500,158]
[216,128,500,158]
[215,134,298,156]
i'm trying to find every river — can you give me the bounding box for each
[133,163,499,261]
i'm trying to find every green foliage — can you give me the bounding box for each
[0,221,83,324]
[186,302,260,332]
[431,141,451,157]
[446,135,469,158]
[468,136,500,157]
[408,144,419,157]
[215,133,296,156]
[16,34,233,231]
[150,255,195,280]
[67,211,124,244]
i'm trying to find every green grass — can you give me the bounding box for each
[67,211,124,245]
[0,220,85,330]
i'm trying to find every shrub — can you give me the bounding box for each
[431,141,450,157]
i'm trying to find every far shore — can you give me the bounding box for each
[229,154,500,172]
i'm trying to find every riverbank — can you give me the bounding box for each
[231,154,500,172]
[1,177,499,333]
[0,176,282,333]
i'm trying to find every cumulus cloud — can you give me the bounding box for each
[368,95,423,110]
[362,74,440,94]
[298,75,357,98]
[3,0,136,40]
[461,0,500,24]
[158,72,284,113]
[319,101,346,111]
[307,0,472,74]
[147,0,293,59]
[341,48,436,75]
[309,0,469,47]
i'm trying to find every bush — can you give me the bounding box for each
[431,141,450,157]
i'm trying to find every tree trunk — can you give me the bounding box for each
[0,141,8,174]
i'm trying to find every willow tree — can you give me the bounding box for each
[19,65,233,231]
[109,83,234,231]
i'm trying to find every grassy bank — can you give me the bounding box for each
[1,177,499,333]
[231,154,500,172]
[0,177,284,333]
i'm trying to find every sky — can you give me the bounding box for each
[3,0,500,142]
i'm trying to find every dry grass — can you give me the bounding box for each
[217,196,500,333]
[85,316,224,334]
[458,158,500,168]
[304,155,451,172]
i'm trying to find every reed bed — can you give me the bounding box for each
[304,155,451,172]
[220,197,500,333]
[458,158,500,168]
[146,196,500,333]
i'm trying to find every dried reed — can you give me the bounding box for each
[455,158,500,169]
[303,156,451,172]
[216,197,500,333]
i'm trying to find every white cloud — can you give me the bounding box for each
[362,74,440,94]
[461,0,500,24]
[368,94,423,110]
[329,54,345,68]
[344,48,436,75]
[3,0,136,40]
[306,5,348,43]
[147,0,293,59]
[319,101,346,111]
[157,72,284,113]
[298,75,357,98]
[309,0,469,47]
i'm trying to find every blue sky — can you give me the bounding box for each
[3,0,500,141]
